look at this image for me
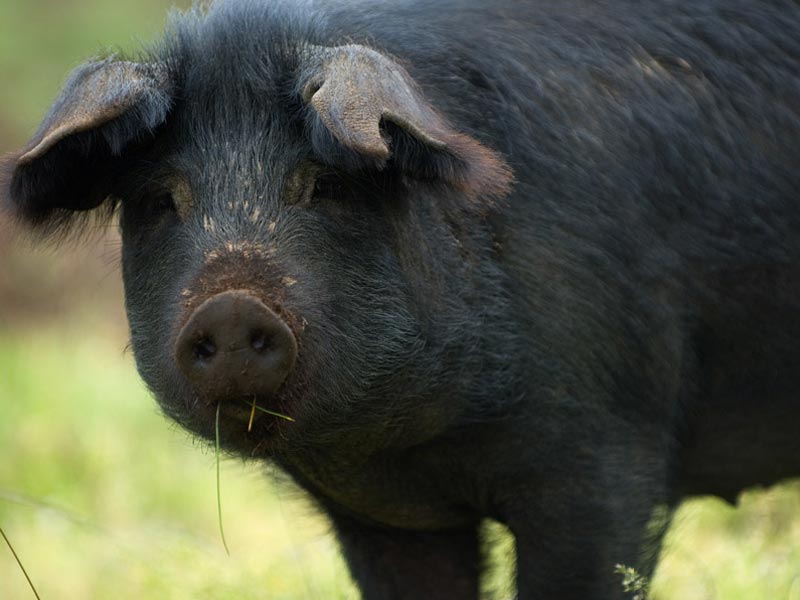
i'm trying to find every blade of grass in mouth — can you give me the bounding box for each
[0,525,41,600]
[215,404,231,556]
[248,397,257,432]
[239,399,295,422]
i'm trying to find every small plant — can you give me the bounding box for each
[1,525,41,599]
[216,401,294,555]
[216,404,230,556]
[614,563,650,600]
[240,398,295,425]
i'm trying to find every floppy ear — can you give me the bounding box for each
[299,44,512,200]
[1,57,173,235]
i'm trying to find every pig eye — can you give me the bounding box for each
[121,190,179,237]
[151,192,178,215]
[284,163,349,206]
[311,172,346,202]
[137,192,178,227]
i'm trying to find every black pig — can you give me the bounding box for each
[3,0,800,597]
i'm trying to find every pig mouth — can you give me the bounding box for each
[219,397,296,431]
[176,384,299,444]
[198,393,294,430]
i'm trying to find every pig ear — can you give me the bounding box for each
[300,45,512,200]
[1,58,173,235]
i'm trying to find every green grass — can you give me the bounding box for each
[652,486,800,599]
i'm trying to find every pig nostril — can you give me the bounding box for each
[250,330,270,354]
[193,337,217,361]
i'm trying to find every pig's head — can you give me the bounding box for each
[1,8,513,466]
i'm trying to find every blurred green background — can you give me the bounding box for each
[0,2,798,599]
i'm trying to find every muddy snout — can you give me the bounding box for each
[175,290,297,403]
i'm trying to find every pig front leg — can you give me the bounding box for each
[330,514,482,600]
[501,444,672,600]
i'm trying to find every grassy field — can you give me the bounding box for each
[1,2,799,599]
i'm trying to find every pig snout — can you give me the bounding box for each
[174,290,297,403]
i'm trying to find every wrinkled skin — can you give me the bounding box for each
[4,0,800,598]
